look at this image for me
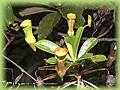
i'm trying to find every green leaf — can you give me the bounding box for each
[65,36,75,60]
[57,3,85,28]
[35,40,59,54]
[4,4,15,26]
[91,55,107,62]
[38,12,61,39]
[46,57,57,64]
[78,37,98,59]
[74,26,84,58]
[78,53,93,61]
[65,60,73,70]
[19,7,55,16]
[66,54,72,61]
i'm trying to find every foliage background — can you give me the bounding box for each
[0,0,119,90]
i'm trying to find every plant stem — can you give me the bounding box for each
[82,37,117,42]
[2,55,37,82]
[61,81,77,89]
[83,68,106,75]
[77,76,80,89]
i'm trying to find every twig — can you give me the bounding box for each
[82,68,106,75]
[19,7,56,17]
[2,33,15,52]
[2,55,37,82]
[14,83,20,90]
[2,40,12,52]
[33,83,36,90]
[92,28,99,37]
[38,65,56,71]
[57,32,116,42]
[61,81,77,89]
[77,76,81,89]
[14,73,23,85]
[2,32,11,51]
[2,32,9,42]
[82,79,99,89]
[2,81,59,86]
[42,73,57,81]
[5,82,12,87]
[97,24,113,38]
[82,37,117,42]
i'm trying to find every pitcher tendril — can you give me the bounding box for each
[67,13,76,36]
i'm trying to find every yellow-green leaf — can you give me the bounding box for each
[35,40,59,54]
[65,36,75,60]
[78,37,98,59]
[78,53,93,61]
[46,57,57,64]
[66,54,72,61]
[65,60,73,70]
[74,26,84,58]
[91,54,107,62]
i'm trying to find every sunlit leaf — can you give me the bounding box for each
[65,36,75,60]
[78,37,98,59]
[20,19,36,51]
[38,12,61,39]
[74,26,84,58]
[78,53,93,61]
[91,54,107,62]
[35,40,59,54]
[46,57,57,64]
